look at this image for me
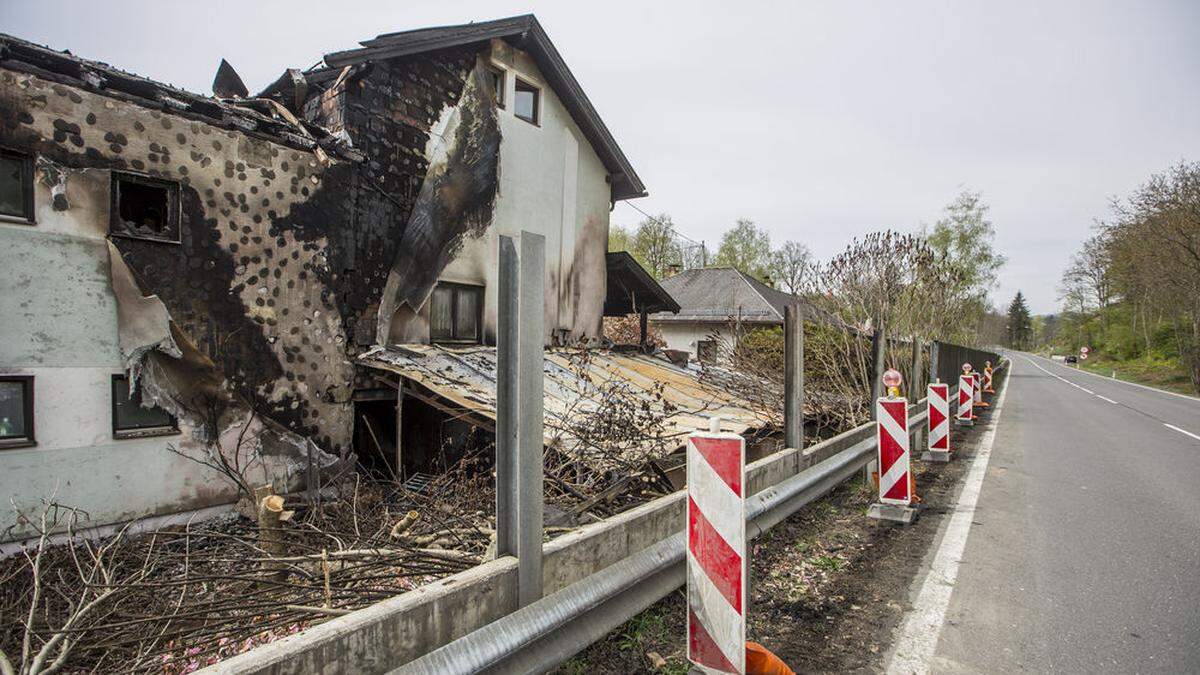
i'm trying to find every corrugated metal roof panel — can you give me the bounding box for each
[358,345,775,457]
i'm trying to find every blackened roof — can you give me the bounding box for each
[0,33,355,158]
[316,15,647,201]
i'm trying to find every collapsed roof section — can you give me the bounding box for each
[0,33,357,160]
[261,14,647,201]
[359,344,773,458]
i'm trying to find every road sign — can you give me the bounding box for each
[957,373,974,426]
[928,383,950,453]
[1080,352,1088,360]
[876,397,911,505]
[1080,346,1090,354]
[687,426,746,674]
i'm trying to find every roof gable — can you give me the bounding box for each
[653,268,805,323]
[320,15,646,201]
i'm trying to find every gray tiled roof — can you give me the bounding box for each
[651,268,805,323]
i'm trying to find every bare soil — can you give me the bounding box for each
[559,374,1005,674]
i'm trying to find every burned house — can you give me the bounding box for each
[0,14,704,541]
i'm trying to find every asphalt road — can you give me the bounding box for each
[929,352,1200,673]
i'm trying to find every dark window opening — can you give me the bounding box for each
[112,374,178,439]
[0,149,35,223]
[0,375,35,449]
[697,339,717,363]
[110,172,180,243]
[489,67,506,108]
[354,393,399,481]
[429,282,483,344]
[514,78,539,125]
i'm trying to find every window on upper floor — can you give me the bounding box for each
[429,282,483,344]
[0,148,35,224]
[514,78,539,125]
[112,374,178,439]
[0,375,35,449]
[110,172,180,243]
[489,67,506,108]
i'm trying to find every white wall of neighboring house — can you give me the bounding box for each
[656,321,786,361]
[435,39,612,344]
[657,322,731,360]
[0,175,238,542]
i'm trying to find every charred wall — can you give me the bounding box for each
[0,44,482,456]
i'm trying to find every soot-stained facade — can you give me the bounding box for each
[0,15,649,539]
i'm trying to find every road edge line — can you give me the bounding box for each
[1049,356,1200,402]
[884,360,1012,675]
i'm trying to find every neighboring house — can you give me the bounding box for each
[650,267,806,361]
[0,15,672,540]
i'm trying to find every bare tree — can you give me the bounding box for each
[768,241,813,294]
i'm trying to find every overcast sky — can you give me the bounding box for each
[5,1,1198,313]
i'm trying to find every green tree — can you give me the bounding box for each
[714,218,772,280]
[925,190,1006,301]
[1006,291,1033,349]
[629,214,682,279]
[608,224,633,254]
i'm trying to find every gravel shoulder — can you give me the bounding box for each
[559,372,1007,674]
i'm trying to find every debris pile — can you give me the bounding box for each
[0,474,491,674]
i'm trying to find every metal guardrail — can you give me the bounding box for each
[399,358,1007,674]
[397,404,947,673]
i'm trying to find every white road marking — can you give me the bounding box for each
[1096,395,1118,404]
[1164,424,1200,442]
[885,360,1011,675]
[1055,359,1200,402]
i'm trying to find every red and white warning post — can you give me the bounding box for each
[686,421,746,674]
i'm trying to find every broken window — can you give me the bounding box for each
[489,67,506,108]
[0,149,34,223]
[0,375,35,449]
[112,374,178,439]
[429,282,483,344]
[514,78,539,125]
[109,172,180,243]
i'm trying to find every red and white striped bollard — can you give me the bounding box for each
[686,418,746,673]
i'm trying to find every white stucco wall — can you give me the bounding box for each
[0,176,241,542]
[435,40,612,344]
[656,322,734,360]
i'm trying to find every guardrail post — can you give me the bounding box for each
[784,304,804,450]
[517,232,545,606]
[495,236,518,558]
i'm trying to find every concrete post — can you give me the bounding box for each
[495,235,518,558]
[784,304,804,450]
[929,340,941,385]
[867,327,885,482]
[870,327,886,418]
[909,337,922,400]
[517,232,545,606]
[909,337,923,450]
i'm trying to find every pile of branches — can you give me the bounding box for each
[0,472,492,675]
[541,350,688,522]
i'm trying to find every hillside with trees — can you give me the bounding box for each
[1045,160,1199,394]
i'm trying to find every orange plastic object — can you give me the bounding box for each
[746,641,795,675]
